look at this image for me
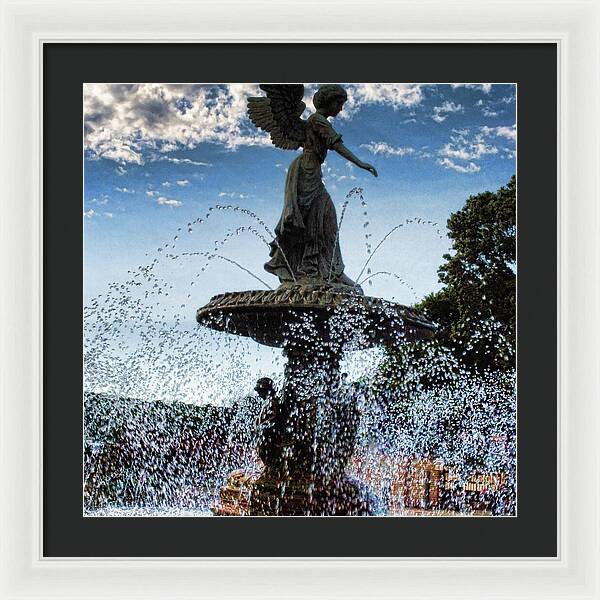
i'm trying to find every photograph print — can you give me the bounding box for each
[83,82,516,517]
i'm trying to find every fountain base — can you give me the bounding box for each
[212,471,374,516]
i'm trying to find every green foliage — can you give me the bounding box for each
[362,341,516,482]
[418,175,516,372]
[369,177,517,466]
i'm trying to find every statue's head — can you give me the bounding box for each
[254,377,275,400]
[313,84,348,117]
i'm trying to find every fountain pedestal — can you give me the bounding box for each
[248,342,372,516]
[198,283,435,516]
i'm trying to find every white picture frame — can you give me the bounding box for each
[1,0,598,598]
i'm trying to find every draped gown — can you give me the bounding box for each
[265,113,359,289]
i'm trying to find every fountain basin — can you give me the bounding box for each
[196,283,435,349]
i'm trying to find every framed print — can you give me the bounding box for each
[50,43,549,557]
[1,0,599,599]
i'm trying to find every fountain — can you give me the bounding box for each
[196,84,435,515]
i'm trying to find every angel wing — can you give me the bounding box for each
[247,84,306,150]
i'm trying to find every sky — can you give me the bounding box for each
[83,83,516,313]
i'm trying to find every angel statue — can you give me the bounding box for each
[247,84,378,291]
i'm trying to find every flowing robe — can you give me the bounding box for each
[265,113,357,288]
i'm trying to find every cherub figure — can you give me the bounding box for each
[247,84,377,290]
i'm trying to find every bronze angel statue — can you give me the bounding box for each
[247,84,377,291]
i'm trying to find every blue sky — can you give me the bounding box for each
[84,83,516,311]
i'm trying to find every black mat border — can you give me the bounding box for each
[44,43,557,557]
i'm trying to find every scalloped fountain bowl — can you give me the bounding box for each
[196,283,435,350]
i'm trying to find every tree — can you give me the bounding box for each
[363,177,517,490]
[418,175,516,371]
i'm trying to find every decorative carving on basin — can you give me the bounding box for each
[196,283,435,349]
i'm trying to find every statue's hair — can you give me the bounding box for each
[313,84,348,110]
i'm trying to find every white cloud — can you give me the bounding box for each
[361,141,415,157]
[157,197,182,207]
[84,83,270,164]
[436,129,498,173]
[439,130,498,161]
[437,158,480,173]
[161,181,172,188]
[157,157,212,167]
[116,186,134,193]
[451,83,493,93]
[431,101,463,123]
[482,108,499,117]
[340,84,423,118]
[480,124,517,140]
[495,125,517,140]
[99,143,143,165]
[103,212,114,218]
[84,83,426,163]
[146,190,158,197]
[176,179,190,186]
[83,209,96,218]
[218,191,247,199]
[115,165,127,176]
[323,163,358,183]
[89,195,109,205]
[159,142,178,153]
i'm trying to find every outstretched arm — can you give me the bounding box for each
[332,141,378,177]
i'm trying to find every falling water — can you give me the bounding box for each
[357,271,418,303]
[84,193,516,517]
[356,218,445,285]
